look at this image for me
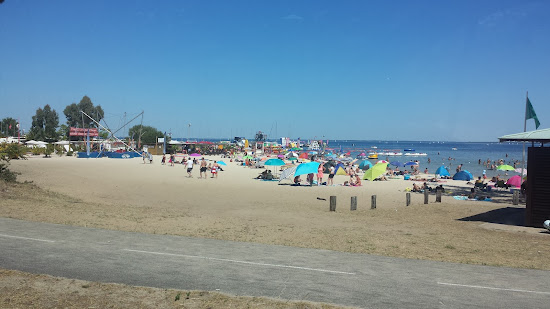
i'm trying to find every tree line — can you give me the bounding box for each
[0,95,163,145]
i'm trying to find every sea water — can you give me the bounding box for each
[327,140,525,179]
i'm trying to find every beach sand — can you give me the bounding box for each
[3,154,550,269]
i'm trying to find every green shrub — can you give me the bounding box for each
[0,162,17,182]
[31,147,43,155]
[0,143,27,160]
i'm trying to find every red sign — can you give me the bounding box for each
[69,127,99,137]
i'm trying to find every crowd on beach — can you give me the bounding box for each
[142,152,223,179]
[139,146,523,203]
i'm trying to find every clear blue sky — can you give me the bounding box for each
[1,0,549,141]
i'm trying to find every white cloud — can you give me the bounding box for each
[478,8,527,26]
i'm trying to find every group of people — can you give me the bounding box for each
[158,154,221,179]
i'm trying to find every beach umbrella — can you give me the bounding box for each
[463,170,473,179]
[288,157,298,161]
[309,151,318,154]
[435,166,450,177]
[217,161,227,166]
[497,164,515,171]
[506,175,523,188]
[294,162,320,176]
[404,161,418,166]
[265,158,285,166]
[453,171,472,181]
[376,160,389,164]
[190,153,201,157]
[279,166,297,182]
[514,167,527,175]
[390,161,404,167]
[358,160,373,170]
[299,152,309,159]
[363,163,388,181]
[277,154,285,158]
[243,155,253,160]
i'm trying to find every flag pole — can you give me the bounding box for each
[521,91,528,177]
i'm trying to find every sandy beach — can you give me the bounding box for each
[3,154,549,270]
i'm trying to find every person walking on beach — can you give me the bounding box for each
[161,154,166,165]
[199,158,208,179]
[186,157,194,177]
[211,161,219,178]
[170,153,176,166]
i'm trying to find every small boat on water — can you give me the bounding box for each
[367,153,378,159]
[452,148,457,150]
[404,153,428,156]
[404,149,415,152]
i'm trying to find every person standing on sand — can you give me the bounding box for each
[186,157,194,177]
[317,162,324,186]
[199,158,208,179]
[328,165,335,186]
[161,154,166,165]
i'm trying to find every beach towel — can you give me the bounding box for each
[453,196,492,201]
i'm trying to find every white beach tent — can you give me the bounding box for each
[54,140,71,152]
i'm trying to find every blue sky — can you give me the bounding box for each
[1,0,549,141]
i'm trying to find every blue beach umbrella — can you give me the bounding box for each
[453,171,472,181]
[390,161,404,167]
[294,162,321,176]
[435,166,450,177]
[264,158,285,166]
[217,161,227,166]
[404,161,418,166]
[358,160,373,170]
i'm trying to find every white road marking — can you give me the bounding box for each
[438,282,550,295]
[0,233,55,243]
[124,249,356,275]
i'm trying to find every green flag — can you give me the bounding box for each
[526,97,540,129]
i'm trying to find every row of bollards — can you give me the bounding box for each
[329,190,443,211]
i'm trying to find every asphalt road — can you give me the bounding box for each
[1,217,549,308]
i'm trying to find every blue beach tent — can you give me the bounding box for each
[435,166,450,177]
[453,171,472,181]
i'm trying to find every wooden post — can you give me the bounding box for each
[406,192,411,206]
[330,196,337,212]
[371,195,376,209]
[513,190,519,205]
[436,190,442,203]
[424,190,429,204]
[351,196,357,211]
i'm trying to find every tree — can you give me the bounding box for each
[0,117,18,137]
[27,105,59,141]
[128,125,163,145]
[63,95,104,129]
[56,124,69,140]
